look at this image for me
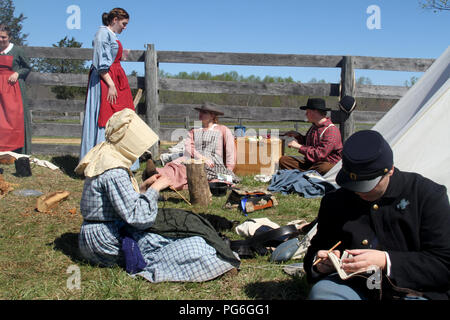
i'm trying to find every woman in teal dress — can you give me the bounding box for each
[79,8,138,170]
[0,24,32,154]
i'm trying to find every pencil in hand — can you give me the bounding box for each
[313,241,342,266]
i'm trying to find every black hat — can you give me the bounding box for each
[194,102,224,116]
[336,130,393,193]
[339,95,356,114]
[299,98,331,111]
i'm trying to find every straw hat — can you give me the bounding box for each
[194,102,225,116]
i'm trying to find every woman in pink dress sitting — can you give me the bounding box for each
[145,102,239,190]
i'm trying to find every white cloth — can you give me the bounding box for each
[235,218,280,238]
[235,218,307,238]
[254,174,273,183]
[0,151,59,171]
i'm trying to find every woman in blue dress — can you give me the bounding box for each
[79,8,138,170]
[75,109,239,282]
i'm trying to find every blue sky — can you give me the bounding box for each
[12,0,450,85]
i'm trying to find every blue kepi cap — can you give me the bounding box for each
[336,130,393,193]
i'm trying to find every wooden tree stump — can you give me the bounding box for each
[185,160,212,207]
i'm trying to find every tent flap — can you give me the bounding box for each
[324,46,450,199]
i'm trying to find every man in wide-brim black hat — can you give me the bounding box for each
[279,97,343,176]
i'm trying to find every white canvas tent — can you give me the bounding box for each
[324,46,450,199]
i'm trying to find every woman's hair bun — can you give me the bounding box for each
[102,8,129,26]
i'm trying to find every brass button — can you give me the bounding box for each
[362,239,369,246]
[373,204,379,210]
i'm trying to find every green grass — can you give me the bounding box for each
[0,154,320,300]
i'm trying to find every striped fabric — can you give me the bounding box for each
[191,127,238,181]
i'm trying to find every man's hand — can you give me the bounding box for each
[341,249,386,273]
[314,249,341,274]
[288,140,302,150]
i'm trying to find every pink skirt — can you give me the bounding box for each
[157,159,188,191]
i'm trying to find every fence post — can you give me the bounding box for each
[339,56,356,142]
[145,43,160,157]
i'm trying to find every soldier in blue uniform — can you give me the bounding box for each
[304,130,450,300]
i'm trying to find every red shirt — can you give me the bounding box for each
[298,118,343,164]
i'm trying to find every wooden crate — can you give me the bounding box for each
[234,137,284,176]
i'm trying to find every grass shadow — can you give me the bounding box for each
[51,155,81,179]
[52,232,86,264]
[161,196,186,205]
[244,277,310,300]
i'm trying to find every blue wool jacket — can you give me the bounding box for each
[304,168,450,300]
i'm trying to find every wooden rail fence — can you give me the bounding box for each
[22,45,434,156]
